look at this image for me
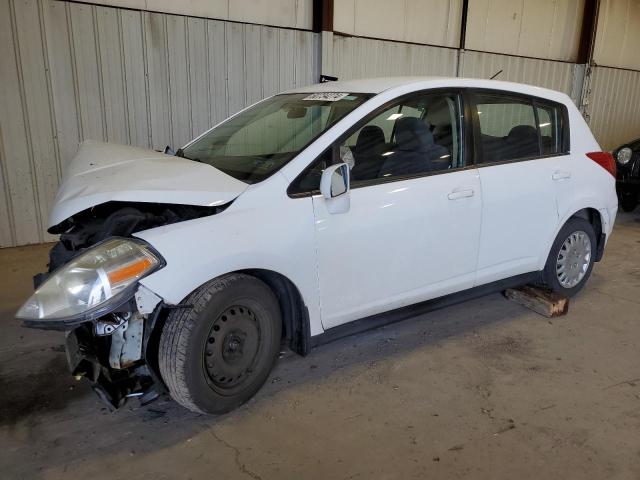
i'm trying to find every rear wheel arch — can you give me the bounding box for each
[568,208,604,261]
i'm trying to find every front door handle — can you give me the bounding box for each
[447,188,474,200]
[552,171,571,181]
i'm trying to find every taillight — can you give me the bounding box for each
[586,151,616,178]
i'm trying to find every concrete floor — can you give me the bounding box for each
[1,213,639,480]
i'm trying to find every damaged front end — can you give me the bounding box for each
[17,202,224,410]
[16,140,247,409]
[17,233,172,410]
[63,284,170,410]
[66,309,160,409]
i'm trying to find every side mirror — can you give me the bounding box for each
[320,163,350,199]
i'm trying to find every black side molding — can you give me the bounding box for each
[310,271,541,348]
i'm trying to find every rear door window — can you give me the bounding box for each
[474,94,540,163]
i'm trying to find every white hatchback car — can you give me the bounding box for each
[17,77,618,414]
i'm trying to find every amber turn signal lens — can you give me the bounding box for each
[107,257,153,285]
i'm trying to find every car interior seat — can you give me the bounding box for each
[502,125,539,160]
[350,125,386,180]
[379,117,450,177]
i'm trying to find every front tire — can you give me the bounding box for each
[542,218,596,297]
[159,274,282,414]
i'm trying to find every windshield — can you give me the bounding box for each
[181,92,372,183]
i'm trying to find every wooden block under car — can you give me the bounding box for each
[503,285,569,318]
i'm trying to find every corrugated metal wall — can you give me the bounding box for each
[79,0,315,30]
[458,51,578,98]
[333,0,463,48]
[464,0,585,62]
[329,36,579,100]
[0,0,319,247]
[593,0,640,71]
[2,0,640,248]
[588,66,640,150]
[331,35,459,79]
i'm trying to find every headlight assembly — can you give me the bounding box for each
[17,238,163,327]
[617,147,632,165]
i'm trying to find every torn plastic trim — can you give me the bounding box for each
[66,323,158,410]
[135,284,162,315]
[65,302,176,410]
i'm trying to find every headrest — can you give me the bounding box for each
[507,125,537,142]
[395,117,434,152]
[355,125,385,152]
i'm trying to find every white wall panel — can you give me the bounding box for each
[334,0,463,48]
[13,0,60,243]
[76,0,313,30]
[0,0,40,246]
[331,35,458,80]
[0,0,319,247]
[96,7,130,144]
[459,50,576,96]
[187,17,209,138]
[593,0,640,70]
[465,0,584,62]
[588,66,640,150]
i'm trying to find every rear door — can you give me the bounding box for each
[469,91,561,285]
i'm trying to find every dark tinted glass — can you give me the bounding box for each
[537,104,561,155]
[475,95,540,163]
[291,92,463,193]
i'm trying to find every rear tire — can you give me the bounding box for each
[159,274,281,414]
[542,218,596,297]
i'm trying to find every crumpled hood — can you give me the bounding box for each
[48,140,248,228]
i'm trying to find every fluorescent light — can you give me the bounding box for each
[386,113,403,120]
[382,151,394,156]
[539,122,551,127]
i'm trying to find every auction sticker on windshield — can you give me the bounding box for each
[302,93,350,101]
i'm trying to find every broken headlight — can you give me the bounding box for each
[16,238,163,326]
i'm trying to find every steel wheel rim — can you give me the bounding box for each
[556,230,592,288]
[203,305,261,390]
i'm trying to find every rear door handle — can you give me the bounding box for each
[447,188,474,200]
[552,171,571,181]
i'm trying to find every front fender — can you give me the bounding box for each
[135,176,324,336]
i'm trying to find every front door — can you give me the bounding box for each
[307,91,483,329]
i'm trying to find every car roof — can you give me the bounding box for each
[283,76,571,104]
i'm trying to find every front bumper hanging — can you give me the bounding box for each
[65,316,161,410]
[30,285,168,410]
